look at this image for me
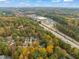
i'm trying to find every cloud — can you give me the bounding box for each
[64,0,73,2]
[26,0,30,3]
[0,0,6,1]
[37,0,42,3]
[51,0,61,2]
[18,2,31,7]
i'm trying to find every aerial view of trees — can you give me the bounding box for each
[0,8,79,59]
[0,16,79,59]
[35,8,79,42]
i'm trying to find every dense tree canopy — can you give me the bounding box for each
[0,17,79,59]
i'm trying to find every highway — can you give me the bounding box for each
[40,23,79,49]
[26,14,79,49]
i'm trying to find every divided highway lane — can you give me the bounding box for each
[49,18,79,46]
[27,14,76,59]
[39,23,79,49]
[27,14,79,49]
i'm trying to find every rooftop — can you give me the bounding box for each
[36,16,47,20]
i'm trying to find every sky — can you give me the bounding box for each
[0,0,79,7]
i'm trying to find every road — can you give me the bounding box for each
[39,23,76,59]
[27,14,79,49]
[26,14,77,59]
[40,23,79,49]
